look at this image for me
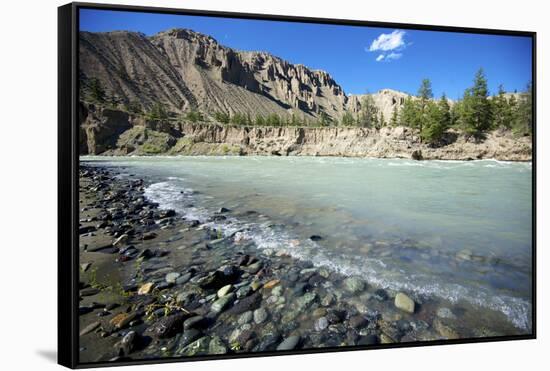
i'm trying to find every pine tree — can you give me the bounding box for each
[214,111,230,124]
[400,96,421,128]
[390,105,399,126]
[438,93,451,129]
[319,112,332,127]
[492,85,513,129]
[460,68,492,139]
[148,102,168,121]
[416,78,433,140]
[378,112,386,129]
[513,82,533,135]
[421,101,446,144]
[255,114,266,126]
[372,112,379,129]
[418,79,433,105]
[266,113,281,126]
[89,78,106,104]
[124,100,142,115]
[290,112,301,126]
[341,112,355,126]
[358,94,377,128]
[184,110,203,123]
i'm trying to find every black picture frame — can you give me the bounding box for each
[58,2,537,369]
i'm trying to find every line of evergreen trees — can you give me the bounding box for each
[82,70,532,143]
[354,69,532,144]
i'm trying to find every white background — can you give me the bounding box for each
[0,0,546,369]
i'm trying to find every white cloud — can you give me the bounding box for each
[369,30,406,52]
[386,52,402,60]
[369,30,407,62]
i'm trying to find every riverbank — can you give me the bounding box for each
[79,104,532,161]
[78,163,527,363]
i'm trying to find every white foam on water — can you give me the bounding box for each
[144,178,532,331]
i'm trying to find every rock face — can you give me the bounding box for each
[80,29,415,123]
[79,103,532,161]
[347,89,412,123]
[80,29,352,121]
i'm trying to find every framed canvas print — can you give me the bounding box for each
[58,2,536,368]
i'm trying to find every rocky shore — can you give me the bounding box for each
[78,164,522,363]
[79,104,532,162]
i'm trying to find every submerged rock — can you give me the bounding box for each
[79,321,101,336]
[209,336,228,354]
[276,335,300,351]
[145,312,188,338]
[433,318,459,339]
[394,292,415,313]
[343,277,365,294]
[224,291,262,316]
[211,293,235,313]
[177,329,202,349]
[165,272,181,284]
[294,292,318,312]
[238,311,254,325]
[176,334,210,356]
[217,284,233,298]
[116,331,138,355]
[253,308,268,324]
[436,307,456,319]
[314,316,329,331]
[183,315,208,330]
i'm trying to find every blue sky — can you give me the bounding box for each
[80,8,532,99]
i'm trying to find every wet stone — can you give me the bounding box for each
[276,335,300,351]
[314,316,329,331]
[253,308,268,324]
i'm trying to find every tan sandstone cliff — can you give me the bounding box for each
[80,103,532,161]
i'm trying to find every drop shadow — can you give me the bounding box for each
[36,350,57,363]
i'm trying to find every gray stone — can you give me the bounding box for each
[436,307,456,319]
[145,312,187,338]
[349,315,368,329]
[177,336,210,356]
[434,318,459,339]
[254,308,268,324]
[165,272,181,284]
[276,335,300,351]
[236,285,252,298]
[211,293,235,313]
[456,249,473,261]
[314,316,329,331]
[357,334,379,345]
[175,272,192,285]
[321,293,335,307]
[183,316,207,330]
[116,331,137,355]
[238,311,254,325]
[343,277,365,294]
[178,329,202,349]
[79,321,100,336]
[294,292,317,312]
[208,336,227,354]
[247,261,263,274]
